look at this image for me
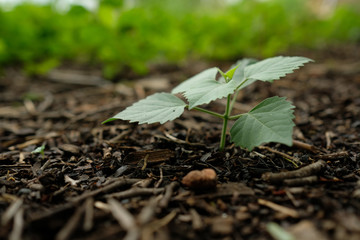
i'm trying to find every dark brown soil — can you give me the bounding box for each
[1,46,360,240]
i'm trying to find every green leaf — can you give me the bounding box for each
[31,144,45,156]
[183,79,238,109]
[218,63,241,82]
[103,93,186,124]
[230,58,258,89]
[244,56,313,83]
[230,96,295,151]
[218,58,257,84]
[216,68,227,81]
[172,67,238,109]
[266,222,295,240]
[171,67,218,94]
[224,65,239,81]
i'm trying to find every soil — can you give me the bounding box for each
[1,45,360,240]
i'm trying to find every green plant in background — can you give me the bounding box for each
[0,0,358,79]
[103,56,313,151]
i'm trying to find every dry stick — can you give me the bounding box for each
[258,198,299,218]
[154,168,164,188]
[53,183,71,197]
[55,204,86,240]
[107,198,136,230]
[189,208,204,231]
[133,178,153,188]
[285,190,300,208]
[138,196,162,225]
[325,131,335,149]
[292,139,321,153]
[141,211,178,240]
[159,182,179,209]
[257,146,300,166]
[262,160,326,183]
[1,198,23,225]
[0,164,32,169]
[69,178,141,202]
[284,176,318,186]
[83,198,94,232]
[141,154,149,171]
[40,159,52,171]
[316,151,348,160]
[94,201,110,212]
[8,207,24,240]
[107,198,139,240]
[105,187,164,199]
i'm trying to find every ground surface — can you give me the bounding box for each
[1,46,360,240]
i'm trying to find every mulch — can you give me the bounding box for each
[1,45,360,240]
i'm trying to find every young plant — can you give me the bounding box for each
[31,144,46,158]
[103,56,313,151]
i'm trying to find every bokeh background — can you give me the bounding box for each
[0,0,359,79]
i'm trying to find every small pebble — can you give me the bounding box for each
[182,168,217,190]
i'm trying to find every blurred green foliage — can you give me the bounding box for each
[0,0,359,78]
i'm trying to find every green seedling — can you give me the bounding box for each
[266,222,295,240]
[103,56,313,151]
[31,144,46,158]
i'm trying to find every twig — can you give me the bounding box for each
[105,187,164,199]
[283,176,318,186]
[258,198,299,218]
[69,178,141,202]
[0,164,32,169]
[141,154,149,170]
[257,146,300,166]
[9,131,61,150]
[107,198,139,240]
[107,198,136,230]
[292,140,321,153]
[138,196,161,225]
[1,198,23,225]
[9,207,24,240]
[133,178,153,188]
[316,151,348,160]
[40,159,52,171]
[159,182,179,209]
[154,168,164,188]
[154,133,206,147]
[189,208,204,230]
[285,190,300,207]
[55,204,86,240]
[141,211,178,240]
[94,201,110,212]
[325,131,335,149]
[53,183,71,197]
[262,160,326,183]
[83,198,94,231]
[102,147,112,159]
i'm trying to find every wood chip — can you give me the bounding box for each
[258,198,299,218]
[123,149,174,165]
[210,216,234,236]
[289,220,328,240]
[59,144,81,154]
